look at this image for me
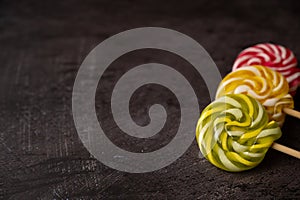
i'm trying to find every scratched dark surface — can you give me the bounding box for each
[1,0,300,199]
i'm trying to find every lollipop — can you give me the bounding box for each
[196,94,282,172]
[216,65,299,126]
[232,43,300,95]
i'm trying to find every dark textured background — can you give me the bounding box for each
[1,0,300,199]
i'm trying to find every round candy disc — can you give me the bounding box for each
[233,43,300,95]
[196,94,282,172]
[216,65,294,126]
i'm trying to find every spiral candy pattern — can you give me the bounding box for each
[216,65,294,126]
[196,94,282,172]
[232,43,300,95]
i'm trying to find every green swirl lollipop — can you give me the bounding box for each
[196,94,282,172]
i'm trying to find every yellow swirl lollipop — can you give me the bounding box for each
[196,94,282,172]
[216,65,294,126]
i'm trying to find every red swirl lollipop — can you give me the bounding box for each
[233,43,300,95]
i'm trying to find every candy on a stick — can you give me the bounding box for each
[216,65,296,126]
[196,94,282,172]
[232,43,300,95]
